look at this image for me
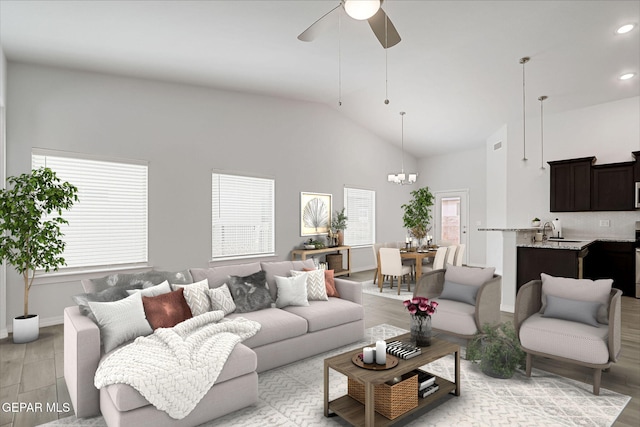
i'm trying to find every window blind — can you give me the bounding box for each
[344,187,375,247]
[212,173,275,259]
[32,152,148,268]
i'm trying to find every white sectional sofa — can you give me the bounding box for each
[64,259,364,427]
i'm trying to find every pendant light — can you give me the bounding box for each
[519,56,530,161]
[388,112,417,184]
[344,0,381,20]
[538,95,548,170]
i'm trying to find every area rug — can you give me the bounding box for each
[362,278,415,301]
[40,324,630,427]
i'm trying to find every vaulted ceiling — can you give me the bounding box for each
[1,0,638,157]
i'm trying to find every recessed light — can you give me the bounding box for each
[616,24,636,34]
[619,73,636,80]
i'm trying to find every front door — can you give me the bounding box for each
[434,190,469,264]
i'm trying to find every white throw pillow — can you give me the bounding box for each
[88,292,153,353]
[290,269,328,301]
[208,284,236,315]
[540,273,612,324]
[126,280,171,297]
[274,274,309,308]
[172,279,211,316]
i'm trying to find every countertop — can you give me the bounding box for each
[517,237,635,250]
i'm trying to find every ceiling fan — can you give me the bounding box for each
[297,0,401,49]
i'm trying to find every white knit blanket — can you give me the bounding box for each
[94,311,261,419]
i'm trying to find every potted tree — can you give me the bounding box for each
[330,208,348,246]
[0,167,78,343]
[401,186,434,247]
[466,322,526,379]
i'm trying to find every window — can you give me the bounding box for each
[343,187,375,247]
[212,173,275,259]
[32,150,148,269]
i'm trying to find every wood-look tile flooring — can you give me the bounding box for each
[0,270,638,427]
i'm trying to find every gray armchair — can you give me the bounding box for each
[413,268,502,342]
[514,279,622,395]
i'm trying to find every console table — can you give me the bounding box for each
[291,245,351,277]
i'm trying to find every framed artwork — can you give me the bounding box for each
[300,192,332,236]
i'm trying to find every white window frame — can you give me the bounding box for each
[211,172,275,261]
[343,186,376,247]
[31,149,149,272]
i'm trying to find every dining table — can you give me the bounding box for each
[377,248,437,291]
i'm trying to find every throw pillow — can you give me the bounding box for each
[171,279,211,316]
[304,268,340,297]
[438,280,479,305]
[227,271,273,313]
[83,269,193,293]
[540,273,612,324]
[72,286,133,322]
[142,288,193,330]
[126,280,171,297]
[444,264,495,286]
[291,269,328,301]
[208,284,236,315]
[88,292,153,353]
[274,274,309,308]
[542,294,601,327]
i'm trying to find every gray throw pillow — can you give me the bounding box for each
[444,264,495,286]
[126,280,172,297]
[84,269,193,293]
[438,280,479,305]
[227,271,273,313]
[542,294,602,327]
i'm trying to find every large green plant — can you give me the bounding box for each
[0,167,78,318]
[466,322,526,379]
[401,186,434,239]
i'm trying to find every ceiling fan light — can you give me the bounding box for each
[619,72,636,80]
[344,0,381,20]
[616,24,636,34]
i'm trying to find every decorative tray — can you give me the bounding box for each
[352,353,399,370]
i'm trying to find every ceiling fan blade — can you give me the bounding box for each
[368,8,401,48]
[297,4,341,42]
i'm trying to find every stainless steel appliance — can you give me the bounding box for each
[636,221,640,298]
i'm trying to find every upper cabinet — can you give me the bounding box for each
[548,157,594,212]
[548,153,638,212]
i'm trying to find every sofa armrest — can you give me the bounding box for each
[413,269,446,299]
[334,278,362,305]
[475,275,501,329]
[608,288,622,362]
[64,306,101,418]
[514,280,542,333]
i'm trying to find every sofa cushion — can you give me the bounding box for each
[208,284,236,315]
[444,265,495,287]
[227,271,273,313]
[260,260,316,300]
[72,285,134,322]
[274,274,309,308]
[542,294,601,327]
[172,279,212,316]
[282,298,364,333]
[430,298,477,336]
[305,268,340,297]
[226,308,308,348]
[439,280,478,305]
[83,269,193,293]
[291,269,329,301]
[126,280,172,298]
[142,288,193,330]
[190,263,262,289]
[103,343,257,412]
[519,313,610,365]
[540,273,612,324]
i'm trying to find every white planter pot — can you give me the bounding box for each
[13,314,39,343]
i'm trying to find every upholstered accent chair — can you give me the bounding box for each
[413,265,501,343]
[514,275,622,395]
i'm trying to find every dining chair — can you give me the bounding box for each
[445,245,457,266]
[378,247,412,294]
[454,244,466,266]
[372,243,385,284]
[421,246,448,273]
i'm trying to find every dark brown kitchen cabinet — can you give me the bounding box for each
[634,151,640,180]
[591,162,635,211]
[516,246,588,291]
[548,157,594,212]
[584,241,635,296]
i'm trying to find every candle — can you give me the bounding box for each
[405,236,410,243]
[375,340,386,364]
[363,347,374,364]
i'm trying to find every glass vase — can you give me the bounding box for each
[410,314,432,346]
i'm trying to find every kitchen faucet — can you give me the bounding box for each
[542,221,555,241]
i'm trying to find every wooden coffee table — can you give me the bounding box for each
[324,333,460,426]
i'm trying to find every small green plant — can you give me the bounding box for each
[331,208,348,231]
[532,217,540,222]
[466,322,526,379]
[401,187,434,240]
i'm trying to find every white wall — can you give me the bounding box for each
[5,62,419,327]
[418,147,487,267]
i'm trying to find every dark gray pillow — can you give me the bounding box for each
[85,269,193,293]
[227,271,273,313]
[72,284,140,322]
[542,294,601,327]
[438,280,479,305]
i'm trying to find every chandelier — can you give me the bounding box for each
[388,111,417,185]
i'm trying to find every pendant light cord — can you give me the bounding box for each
[400,111,405,173]
[539,95,548,170]
[521,58,528,161]
[338,11,342,106]
[384,15,389,104]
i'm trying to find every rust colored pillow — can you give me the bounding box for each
[304,268,340,298]
[142,288,193,330]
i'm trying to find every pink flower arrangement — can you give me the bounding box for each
[403,296,438,317]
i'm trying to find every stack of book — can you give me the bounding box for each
[416,369,439,398]
[386,341,422,359]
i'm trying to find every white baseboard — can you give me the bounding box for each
[0,328,7,339]
[5,315,64,333]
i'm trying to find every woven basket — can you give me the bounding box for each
[325,253,343,271]
[347,373,418,420]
